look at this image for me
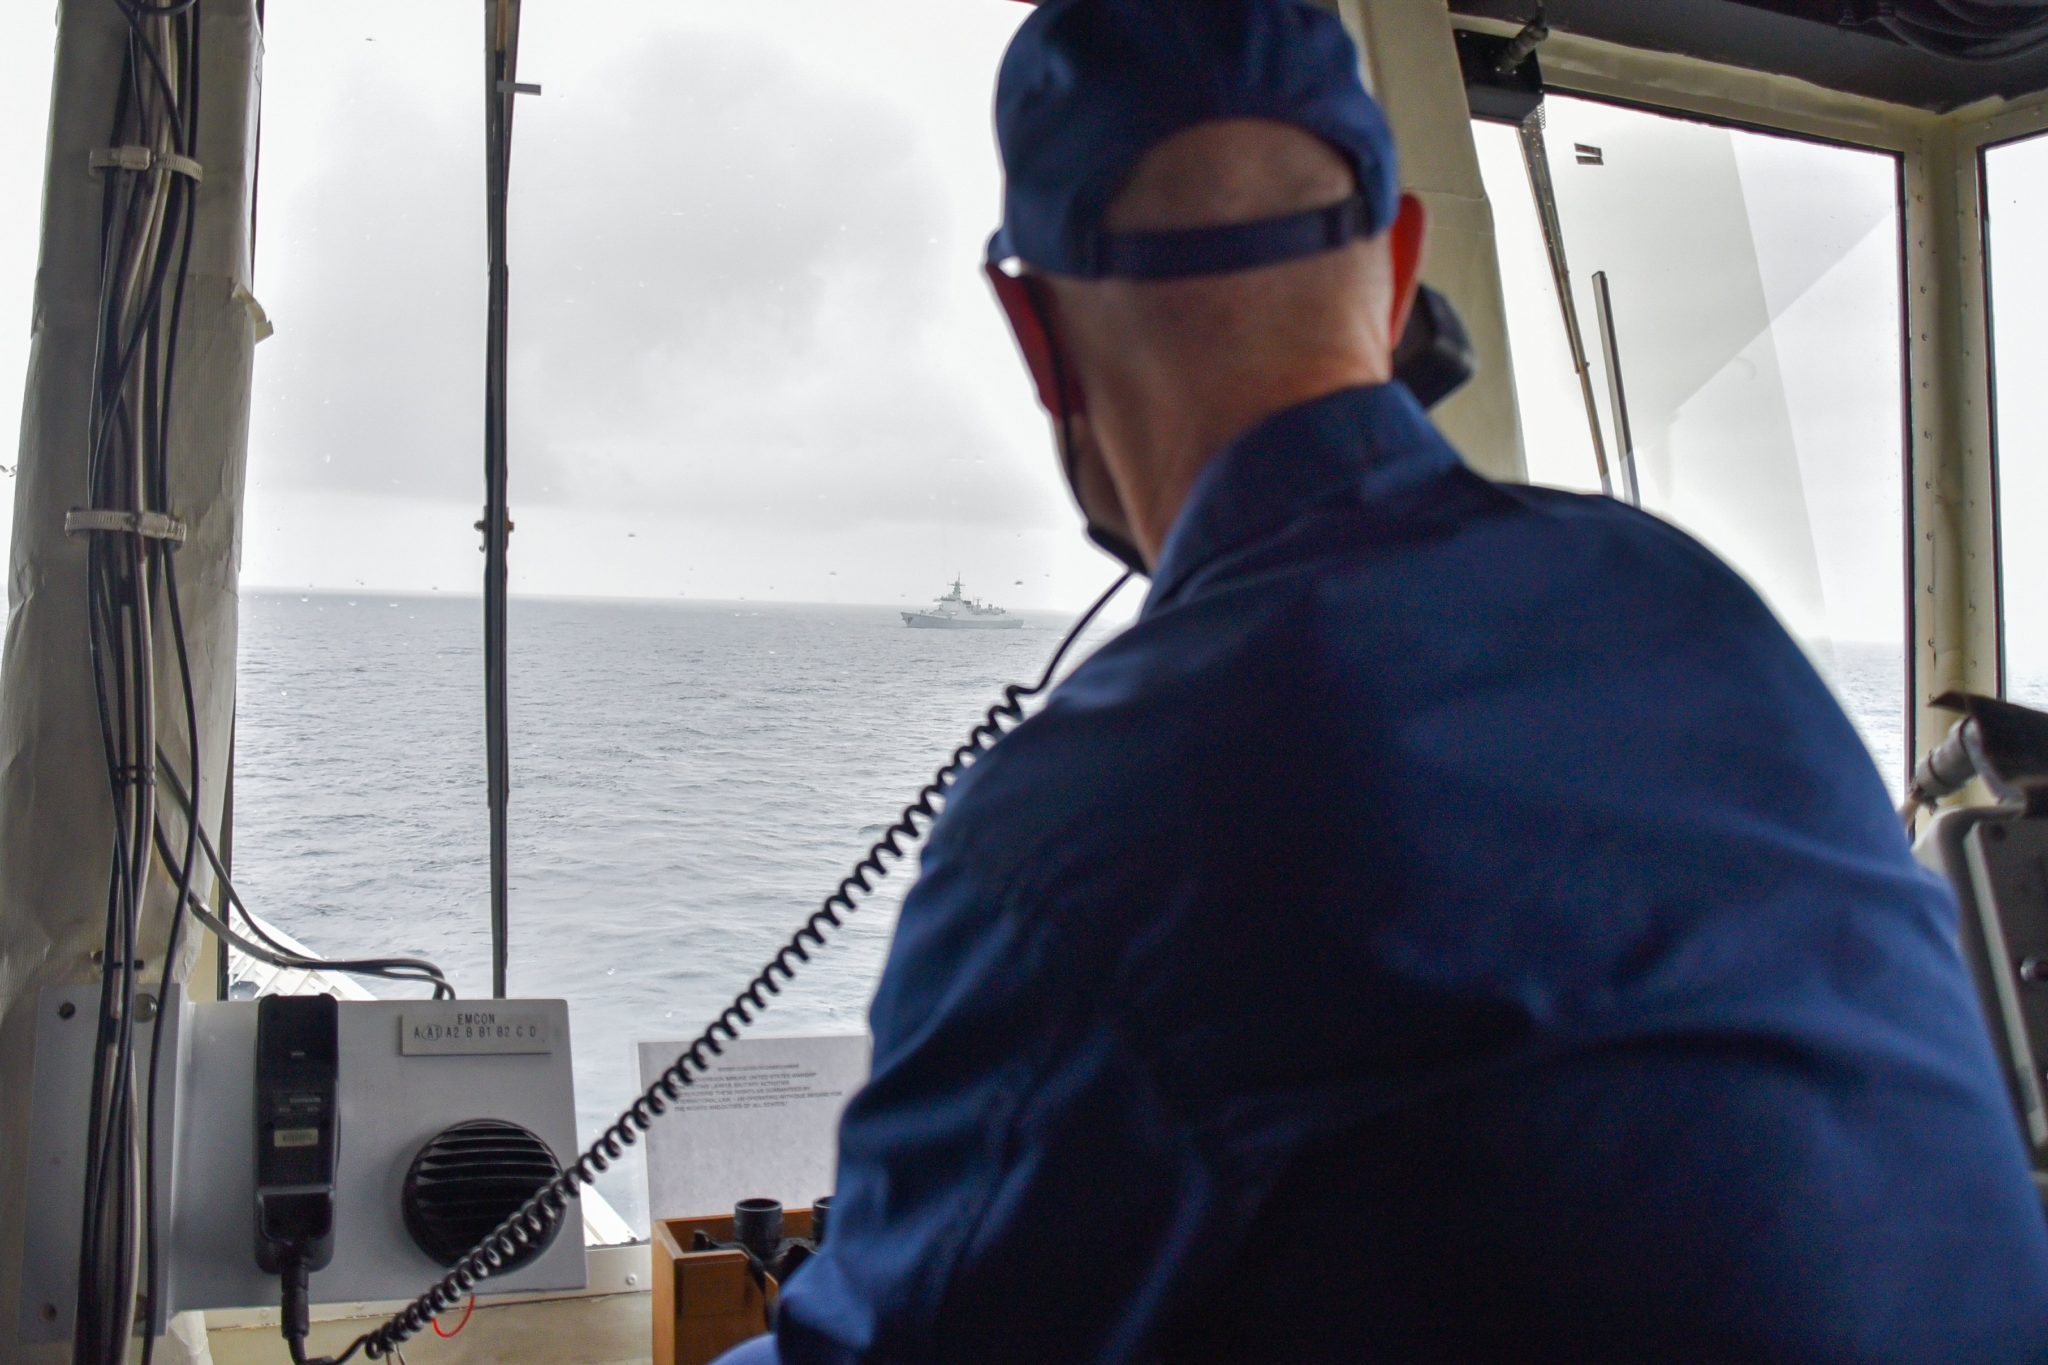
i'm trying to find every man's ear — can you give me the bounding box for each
[985,264,1085,418]
[1382,192,1430,351]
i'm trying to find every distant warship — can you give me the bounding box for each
[901,577,1024,630]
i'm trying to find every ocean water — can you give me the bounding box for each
[1811,639,1908,794]
[230,590,1910,1233]
[231,591,1110,1232]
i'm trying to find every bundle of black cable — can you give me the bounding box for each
[71,3,209,1363]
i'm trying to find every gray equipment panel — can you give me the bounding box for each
[20,992,585,1345]
[1920,807,2048,1159]
[18,985,182,1340]
[1963,815,2048,1153]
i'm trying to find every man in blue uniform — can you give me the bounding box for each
[721,0,2048,1359]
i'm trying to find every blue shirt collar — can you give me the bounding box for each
[1145,383,1463,612]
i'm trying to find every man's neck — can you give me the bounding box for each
[1110,362,1388,564]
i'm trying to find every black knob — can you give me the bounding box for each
[812,1195,833,1247]
[733,1198,783,1264]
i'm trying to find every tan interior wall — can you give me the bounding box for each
[1906,120,2000,764]
[1,2,261,1358]
[1336,0,1527,482]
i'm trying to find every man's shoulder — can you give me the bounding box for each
[920,479,1848,901]
[1176,457,1780,645]
[931,482,1778,840]
[920,579,1356,893]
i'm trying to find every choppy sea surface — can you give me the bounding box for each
[231,590,1909,1232]
[232,591,1113,1232]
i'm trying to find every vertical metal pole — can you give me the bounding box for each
[1334,0,1527,481]
[1518,111,1615,497]
[1591,270,1643,509]
[212,721,235,1002]
[481,0,523,999]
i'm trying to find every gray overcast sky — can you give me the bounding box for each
[0,4,2044,638]
[0,0,1126,612]
[237,0,1123,610]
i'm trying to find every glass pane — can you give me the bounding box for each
[231,2,491,995]
[241,2,483,590]
[1528,96,1908,787]
[503,0,1120,1236]
[232,0,1140,1240]
[1988,132,2048,710]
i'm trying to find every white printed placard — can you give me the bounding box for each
[638,1033,871,1224]
[399,1006,555,1056]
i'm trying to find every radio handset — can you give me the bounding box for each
[1393,284,1477,410]
[254,994,340,1363]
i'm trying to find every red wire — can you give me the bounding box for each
[432,1296,477,1339]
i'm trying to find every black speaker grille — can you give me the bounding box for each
[401,1119,564,1271]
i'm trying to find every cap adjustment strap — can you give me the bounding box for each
[1076,192,1373,281]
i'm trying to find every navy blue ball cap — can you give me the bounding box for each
[989,0,1400,280]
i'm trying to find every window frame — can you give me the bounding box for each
[1460,15,2048,783]
[1471,84,1915,787]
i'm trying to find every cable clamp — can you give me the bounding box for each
[474,508,515,550]
[65,509,188,544]
[89,145,154,173]
[88,146,204,182]
[110,762,156,788]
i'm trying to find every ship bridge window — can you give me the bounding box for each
[1475,98,1909,788]
[1987,131,2048,709]
[228,0,1134,1238]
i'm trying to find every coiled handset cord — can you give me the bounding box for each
[317,573,1133,1362]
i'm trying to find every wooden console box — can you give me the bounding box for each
[651,1207,816,1365]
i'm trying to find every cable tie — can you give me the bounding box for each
[89,145,155,174]
[87,147,204,182]
[65,509,188,544]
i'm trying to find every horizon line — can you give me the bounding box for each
[240,583,1118,616]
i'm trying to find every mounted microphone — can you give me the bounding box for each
[253,995,340,1365]
[1393,284,1477,410]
